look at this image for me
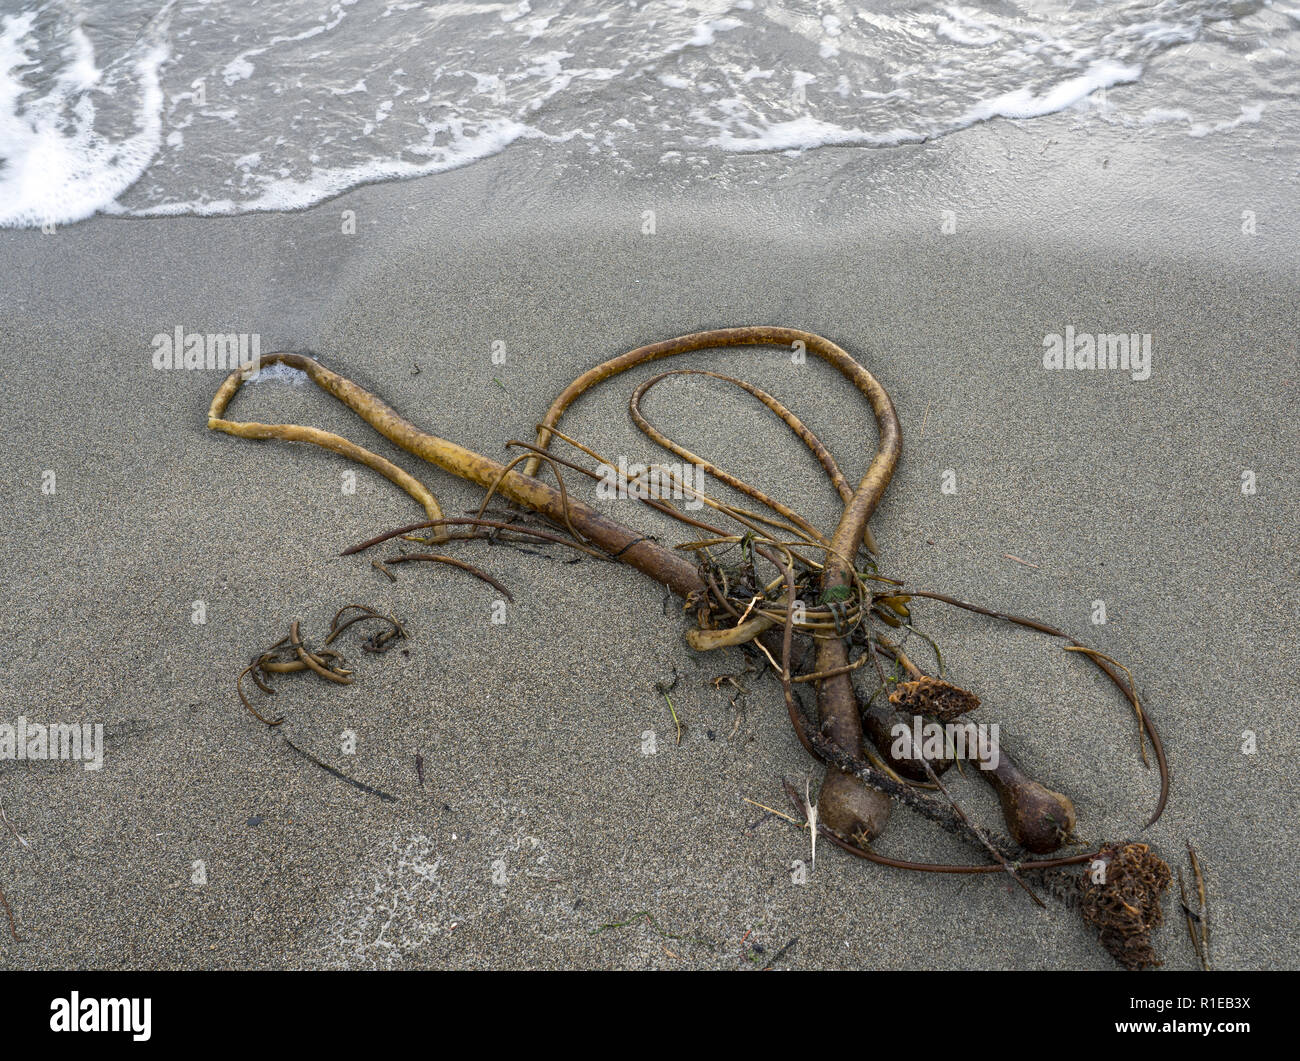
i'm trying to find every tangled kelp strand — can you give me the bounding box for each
[209,329,1175,967]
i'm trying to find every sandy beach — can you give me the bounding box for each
[0,107,1296,970]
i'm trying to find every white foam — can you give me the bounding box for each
[501,1,532,24]
[707,54,1148,154]
[936,7,1003,46]
[1140,101,1267,138]
[1138,106,1195,125]
[708,115,924,153]
[221,56,254,85]
[0,12,169,229]
[248,362,308,385]
[687,17,743,48]
[961,60,1142,122]
[133,116,531,217]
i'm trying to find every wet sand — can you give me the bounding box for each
[0,112,1295,969]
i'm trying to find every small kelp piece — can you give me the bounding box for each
[1079,842,1172,970]
[237,605,406,726]
[888,675,980,722]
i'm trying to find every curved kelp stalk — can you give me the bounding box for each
[207,328,1173,968]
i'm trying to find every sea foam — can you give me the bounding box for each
[0,0,1286,228]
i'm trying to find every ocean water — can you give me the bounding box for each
[0,0,1295,227]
